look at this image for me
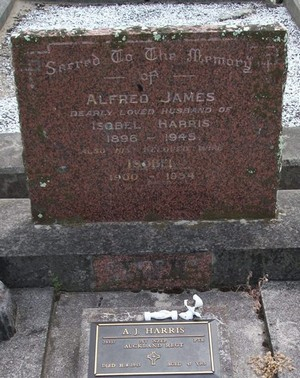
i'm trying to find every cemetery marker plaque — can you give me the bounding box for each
[88,321,220,378]
[12,24,287,223]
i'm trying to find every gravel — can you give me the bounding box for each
[0,1,299,133]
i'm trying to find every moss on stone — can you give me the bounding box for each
[70,28,87,36]
[219,26,286,43]
[36,125,47,142]
[246,167,257,176]
[255,91,272,100]
[110,30,129,48]
[144,212,162,222]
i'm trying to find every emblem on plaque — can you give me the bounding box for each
[147,351,161,366]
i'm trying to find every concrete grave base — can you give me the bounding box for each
[0,287,299,378]
[53,291,264,378]
[1,190,300,291]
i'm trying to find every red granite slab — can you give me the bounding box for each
[11,25,287,223]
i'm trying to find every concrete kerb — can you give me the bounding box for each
[19,0,270,3]
[0,287,54,378]
[261,281,300,377]
[285,0,300,27]
[279,127,300,190]
[0,0,15,31]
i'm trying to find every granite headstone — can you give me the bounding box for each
[12,24,287,223]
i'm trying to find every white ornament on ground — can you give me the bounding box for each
[144,294,204,321]
[144,310,178,321]
[178,294,203,320]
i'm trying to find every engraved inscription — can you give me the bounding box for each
[110,173,138,182]
[160,107,212,115]
[158,119,210,129]
[90,321,218,377]
[14,26,286,223]
[187,48,252,73]
[106,134,138,143]
[71,109,112,117]
[141,70,159,85]
[111,50,133,63]
[119,108,155,116]
[46,53,100,75]
[87,93,149,105]
[127,159,173,171]
[81,84,221,187]
[159,91,215,103]
[145,47,176,61]
[92,121,141,131]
